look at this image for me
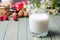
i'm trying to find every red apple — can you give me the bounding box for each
[13,16,18,21]
[3,15,9,20]
[0,16,4,21]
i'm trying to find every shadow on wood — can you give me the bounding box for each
[48,31,60,37]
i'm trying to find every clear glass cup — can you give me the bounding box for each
[28,3,49,37]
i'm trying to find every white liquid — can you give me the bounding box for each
[29,13,49,34]
[1,0,12,3]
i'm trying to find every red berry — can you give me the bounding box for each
[14,4,20,11]
[13,16,18,21]
[18,3,24,10]
[0,16,4,21]
[3,15,9,20]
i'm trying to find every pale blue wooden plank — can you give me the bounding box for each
[0,21,9,40]
[32,37,42,40]
[52,15,60,27]
[49,16,60,32]
[18,18,27,40]
[27,18,34,40]
[52,15,60,40]
[4,18,19,40]
[49,15,60,40]
[42,37,51,40]
[26,18,33,40]
[0,21,2,25]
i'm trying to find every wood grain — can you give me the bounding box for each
[18,18,27,40]
[0,21,9,40]
[4,18,19,40]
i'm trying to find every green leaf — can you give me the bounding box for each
[31,0,40,8]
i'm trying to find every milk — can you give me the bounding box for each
[1,0,11,3]
[29,13,49,35]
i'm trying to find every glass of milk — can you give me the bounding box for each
[29,6,49,37]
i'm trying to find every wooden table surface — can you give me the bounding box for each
[0,15,60,40]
